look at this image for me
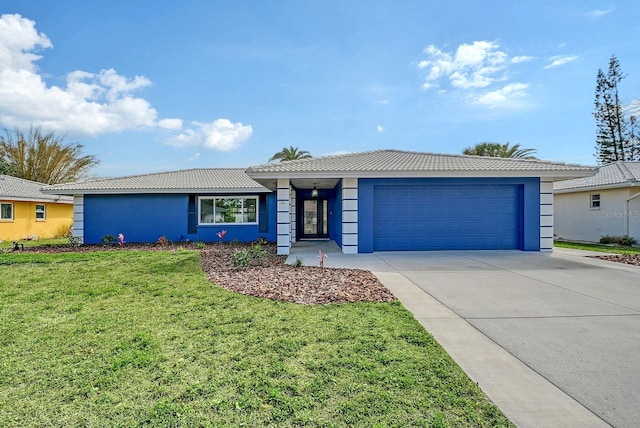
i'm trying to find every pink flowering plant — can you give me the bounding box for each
[217,229,227,243]
[317,249,328,268]
[118,233,125,246]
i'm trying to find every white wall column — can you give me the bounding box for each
[342,178,358,254]
[276,178,291,255]
[73,195,84,244]
[290,187,297,243]
[540,180,554,251]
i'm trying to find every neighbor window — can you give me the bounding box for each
[35,204,46,220]
[0,202,13,220]
[199,196,258,224]
[590,194,601,209]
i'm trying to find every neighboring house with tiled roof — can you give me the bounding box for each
[554,161,640,243]
[43,149,595,253]
[0,175,73,241]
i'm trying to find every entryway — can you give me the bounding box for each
[300,198,329,239]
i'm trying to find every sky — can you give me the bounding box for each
[1,1,639,178]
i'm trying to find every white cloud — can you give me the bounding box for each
[419,41,518,90]
[476,83,529,108]
[188,152,200,162]
[376,99,390,105]
[418,41,533,109]
[544,55,579,69]
[166,119,252,151]
[510,55,534,64]
[586,7,614,20]
[377,125,384,132]
[158,118,183,130]
[0,14,183,136]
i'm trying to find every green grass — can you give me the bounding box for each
[554,240,640,254]
[0,237,69,249]
[0,250,512,427]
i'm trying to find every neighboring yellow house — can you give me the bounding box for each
[0,175,73,242]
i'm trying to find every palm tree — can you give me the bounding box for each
[462,142,537,159]
[0,127,99,184]
[268,146,312,163]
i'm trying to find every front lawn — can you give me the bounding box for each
[554,240,640,254]
[0,250,511,427]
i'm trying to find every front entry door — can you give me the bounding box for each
[301,198,328,238]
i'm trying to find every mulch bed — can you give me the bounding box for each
[591,254,640,266]
[199,244,397,305]
[10,242,397,305]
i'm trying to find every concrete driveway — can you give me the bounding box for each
[289,244,640,428]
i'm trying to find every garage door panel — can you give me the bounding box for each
[373,184,520,251]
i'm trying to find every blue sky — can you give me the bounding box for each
[1,1,639,177]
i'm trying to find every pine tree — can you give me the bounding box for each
[594,55,639,163]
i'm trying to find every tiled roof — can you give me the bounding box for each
[0,175,73,203]
[247,149,595,176]
[554,161,640,191]
[42,168,269,195]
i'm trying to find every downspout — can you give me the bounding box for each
[625,190,640,236]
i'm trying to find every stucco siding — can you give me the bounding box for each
[0,200,72,241]
[83,193,275,244]
[555,188,640,242]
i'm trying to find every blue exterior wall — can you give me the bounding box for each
[358,177,540,253]
[83,193,277,244]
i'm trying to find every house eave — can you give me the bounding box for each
[554,182,640,194]
[41,187,272,196]
[248,169,597,189]
[0,196,73,204]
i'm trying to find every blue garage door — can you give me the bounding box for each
[373,185,520,251]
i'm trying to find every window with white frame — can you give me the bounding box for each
[199,196,258,224]
[1,202,13,220]
[590,193,601,209]
[35,204,46,220]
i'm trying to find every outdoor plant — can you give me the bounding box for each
[250,243,267,259]
[294,257,303,267]
[317,249,328,268]
[157,236,169,246]
[101,234,116,245]
[196,241,205,249]
[68,236,82,247]
[599,235,638,246]
[256,236,268,245]
[217,229,227,243]
[118,233,125,246]
[231,248,251,268]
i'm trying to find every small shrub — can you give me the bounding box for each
[294,257,303,267]
[256,236,268,245]
[250,244,267,259]
[68,236,82,247]
[101,234,117,245]
[231,249,251,268]
[196,241,205,249]
[157,236,169,246]
[599,235,637,246]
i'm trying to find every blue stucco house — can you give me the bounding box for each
[43,150,595,254]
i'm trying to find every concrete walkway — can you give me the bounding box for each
[286,242,628,428]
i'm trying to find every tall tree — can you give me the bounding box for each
[268,146,312,163]
[462,142,537,159]
[0,127,99,184]
[594,55,639,163]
